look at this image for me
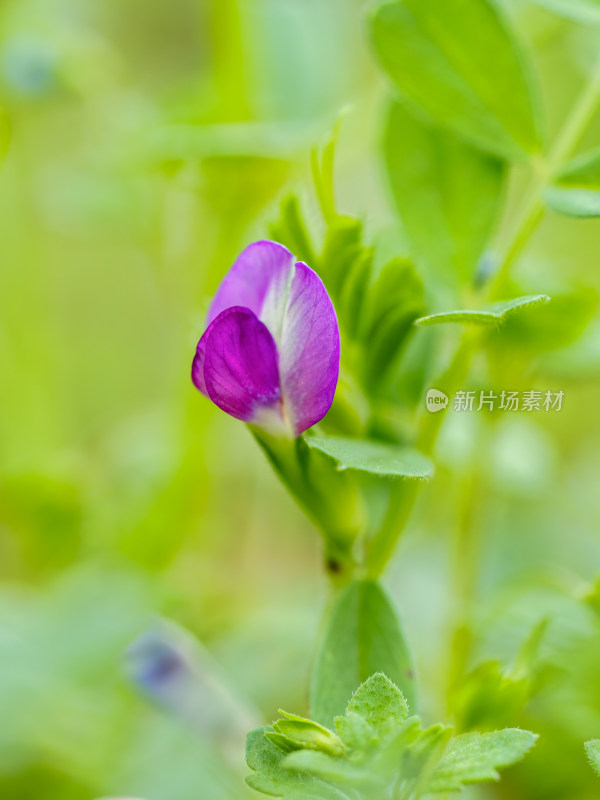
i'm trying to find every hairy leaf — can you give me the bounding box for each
[586,740,600,777]
[345,673,408,739]
[416,295,550,326]
[494,287,597,352]
[426,729,538,793]
[246,726,319,796]
[247,678,537,798]
[334,712,377,751]
[397,722,454,792]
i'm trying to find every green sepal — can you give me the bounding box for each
[251,428,366,575]
[273,711,345,757]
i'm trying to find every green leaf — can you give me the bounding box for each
[545,188,600,218]
[360,257,425,388]
[246,727,343,798]
[493,286,597,352]
[345,673,408,739]
[452,661,531,732]
[319,215,366,303]
[339,249,373,340]
[531,0,600,24]
[270,195,318,265]
[396,723,454,790]
[586,740,600,777]
[545,147,600,217]
[426,729,538,793]
[247,685,537,798]
[453,620,547,731]
[311,112,350,223]
[383,101,505,283]
[305,435,433,480]
[369,0,541,160]
[416,294,550,326]
[246,726,314,796]
[310,580,417,726]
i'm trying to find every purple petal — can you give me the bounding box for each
[191,336,209,396]
[207,241,294,327]
[202,306,285,428]
[279,262,340,434]
[193,241,341,437]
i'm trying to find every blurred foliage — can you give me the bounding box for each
[0,0,600,799]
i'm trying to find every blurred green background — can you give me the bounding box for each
[1,0,600,798]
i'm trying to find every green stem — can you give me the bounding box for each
[365,482,419,579]
[488,56,600,300]
[547,56,600,167]
[442,62,600,707]
[485,183,544,301]
[366,330,480,577]
[416,329,481,455]
[446,471,481,709]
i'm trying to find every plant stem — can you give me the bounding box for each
[548,56,600,167]
[365,330,480,577]
[488,55,600,300]
[442,59,600,692]
[446,471,481,707]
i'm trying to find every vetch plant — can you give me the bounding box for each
[4,0,600,796]
[186,0,600,796]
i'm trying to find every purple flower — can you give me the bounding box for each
[192,241,340,436]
